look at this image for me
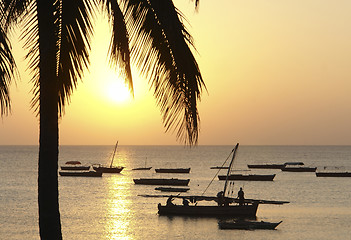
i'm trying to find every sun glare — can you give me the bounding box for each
[105,79,132,104]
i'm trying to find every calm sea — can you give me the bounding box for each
[1,145,350,240]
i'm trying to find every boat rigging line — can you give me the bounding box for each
[201,144,237,197]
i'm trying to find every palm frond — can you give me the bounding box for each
[123,0,205,145]
[56,0,97,115]
[0,25,17,115]
[102,0,133,93]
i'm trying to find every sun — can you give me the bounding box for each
[104,78,132,104]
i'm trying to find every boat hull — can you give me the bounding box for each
[155,187,190,192]
[60,166,90,171]
[316,172,351,177]
[155,168,190,173]
[218,220,282,230]
[218,174,276,181]
[132,167,152,170]
[93,166,124,173]
[59,171,102,177]
[282,167,316,172]
[133,178,190,186]
[247,164,285,169]
[158,203,258,217]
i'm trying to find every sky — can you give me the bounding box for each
[1,0,351,145]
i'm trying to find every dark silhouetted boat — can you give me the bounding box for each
[157,144,260,217]
[133,178,190,186]
[60,161,90,171]
[210,166,229,169]
[316,172,351,177]
[218,220,282,230]
[218,174,276,181]
[93,141,124,173]
[155,187,190,192]
[132,167,152,170]
[132,158,152,170]
[59,169,102,177]
[281,166,316,172]
[155,168,190,173]
[248,161,304,169]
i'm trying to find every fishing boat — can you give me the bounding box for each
[132,158,152,170]
[133,178,190,186]
[316,172,351,177]
[155,187,190,192]
[210,166,229,169]
[218,174,276,181]
[248,161,304,169]
[247,164,285,169]
[155,168,190,173]
[132,167,152,171]
[59,169,102,177]
[93,141,124,173]
[60,161,90,171]
[157,144,260,217]
[281,165,316,172]
[218,220,282,230]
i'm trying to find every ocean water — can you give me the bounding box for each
[0,145,351,240]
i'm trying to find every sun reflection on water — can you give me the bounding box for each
[104,175,132,240]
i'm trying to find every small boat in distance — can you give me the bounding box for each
[155,168,190,173]
[218,174,276,181]
[281,165,316,172]
[210,166,229,169]
[155,187,190,192]
[132,167,152,171]
[218,220,282,230]
[316,171,351,177]
[132,158,152,170]
[133,178,190,186]
[93,141,124,173]
[60,161,90,171]
[248,161,304,169]
[59,169,102,177]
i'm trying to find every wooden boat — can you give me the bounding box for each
[316,172,351,177]
[247,164,285,169]
[59,170,102,177]
[281,166,316,172]
[218,174,276,181]
[60,161,90,171]
[157,144,260,217]
[133,178,190,186]
[210,166,229,169]
[218,220,282,230]
[155,187,190,192]
[155,168,191,173]
[93,141,124,173]
[132,158,152,170]
[248,161,304,169]
[158,202,258,217]
[132,167,152,171]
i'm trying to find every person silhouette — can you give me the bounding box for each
[238,187,245,206]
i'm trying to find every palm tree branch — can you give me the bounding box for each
[0,24,18,115]
[123,0,205,145]
[102,0,133,93]
[56,0,97,115]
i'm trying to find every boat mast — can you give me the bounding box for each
[223,143,239,197]
[110,141,119,168]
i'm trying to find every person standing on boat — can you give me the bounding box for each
[167,195,175,206]
[238,187,245,205]
[217,191,225,206]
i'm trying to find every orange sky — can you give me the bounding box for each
[1,0,351,145]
